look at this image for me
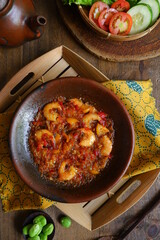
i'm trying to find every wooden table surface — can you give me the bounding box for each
[0,1,160,240]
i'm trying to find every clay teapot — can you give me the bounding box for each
[0,0,47,47]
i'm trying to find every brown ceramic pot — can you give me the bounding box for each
[0,0,47,47]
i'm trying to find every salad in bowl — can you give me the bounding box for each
[63,0,160,40]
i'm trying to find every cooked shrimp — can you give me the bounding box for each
[43,102,62,121]
[99,157,109,169]
[58,160,77,181]
[79,128,96,147]
[81,104,96,114]
[67,118,79,129]
[96,123,109,137]
[35,129,53,140]
[100,135,112,156]
[70,98,83,107]
[35,129,55,148]
[90,157,108,174]
[83,113,100,127]
[90,162,100,175]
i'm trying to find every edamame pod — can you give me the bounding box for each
[36,224,43,236]
[33,215,47,227]
[60,216,72,228]
[22,224,32,235]
[28,236,40,240]
[42,223,54,236]
[29,223,41,237]
[39,232,48,240]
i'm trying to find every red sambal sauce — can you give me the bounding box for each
[29,97,114,187]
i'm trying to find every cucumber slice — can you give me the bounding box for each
[156,0,160,9]
[138,0,159,24]
[128,4,152,34]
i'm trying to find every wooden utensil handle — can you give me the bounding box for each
[117,191,160,240]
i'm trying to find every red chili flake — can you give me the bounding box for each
[37,143,42,151]
[57,116,63,122]
[59,101,63,107]
[98,111,106,119]
[73,132,79,139]
[90,154,95,160]
[108,153,112,159]
[99,119,106,126]
[37,121,44,126]
[84,127,90,131]
[75,105,79,111]
[93,149,99,157]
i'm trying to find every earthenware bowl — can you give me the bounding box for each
[9,77,135,203]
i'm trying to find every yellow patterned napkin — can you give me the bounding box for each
[0,80,160,212]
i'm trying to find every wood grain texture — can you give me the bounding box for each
[56,0,160,62]
[0,0,160,239]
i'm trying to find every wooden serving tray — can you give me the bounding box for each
[0,45,159,230]
[56,0,160,62]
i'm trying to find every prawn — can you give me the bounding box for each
[35,129,55,148]
[96,123,109,137]
[83,113,100,127]
[35,129,53,140]
[70,98,96,114]
[79,128,95,147]
[90,157,108,175]
[67,118,79,129]
[100,135,112,156]
[70,98,83,107]
[90,162,100,175]
[81,103,96,114]
[58,160,77,181]
[43,102,62,121]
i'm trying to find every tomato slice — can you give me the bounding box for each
[89,1,109,26]
[109,12,132,35]
[111,0,130,12]
[98,8,118,31]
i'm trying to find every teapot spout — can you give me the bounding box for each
[27,15,47,38]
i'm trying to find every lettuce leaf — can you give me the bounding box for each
[126,0,138,7]
[63,0,115,5]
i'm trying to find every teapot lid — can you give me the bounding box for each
[0,0,13,16]
[0,0,8,11]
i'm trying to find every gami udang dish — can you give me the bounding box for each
[29,97,114,187]
[10,77,135,203]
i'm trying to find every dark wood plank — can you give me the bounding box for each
[0,0,160,240]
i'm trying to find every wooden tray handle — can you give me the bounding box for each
[0,46,63,113]
[92,169,160,230]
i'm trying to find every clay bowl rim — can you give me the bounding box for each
[9,77,135,203]
[22,211,55,240]
[78,5,160,42]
